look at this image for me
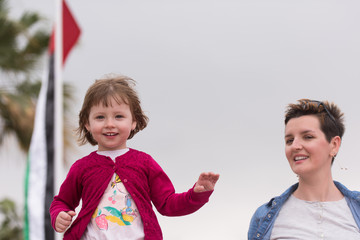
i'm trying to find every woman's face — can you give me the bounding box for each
[284,115,339,178]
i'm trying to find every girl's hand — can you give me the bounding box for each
[194,172,220,193]
[55,210,76,233]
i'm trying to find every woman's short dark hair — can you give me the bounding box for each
[284,99,345,143]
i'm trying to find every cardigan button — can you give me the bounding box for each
[124,179,127,182]
[113,166,116,170]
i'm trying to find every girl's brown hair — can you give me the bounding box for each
[76,74,149,146]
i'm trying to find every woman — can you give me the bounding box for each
[248,99,360,240]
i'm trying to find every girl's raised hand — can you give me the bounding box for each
[194,172,220,193]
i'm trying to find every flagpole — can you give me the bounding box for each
[54,0,64,239]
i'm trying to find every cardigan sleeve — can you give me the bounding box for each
[49,160,84,230]
[147,156,213,216]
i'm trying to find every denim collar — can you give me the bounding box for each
[267,181,360,208]
[334,181,360,202]
[266,183,298,208]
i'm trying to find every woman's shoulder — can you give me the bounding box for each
[334,181,360,201]
[248,199,275,239]
[251,183,299,218]
[252,196,279,220]
[249,184,298,239]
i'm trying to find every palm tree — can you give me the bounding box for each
[0,80,40,151]
[0,0,50,151]
[0,0,75,153]
[0,0,49,73]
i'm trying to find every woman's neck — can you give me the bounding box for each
[294,173,343,202]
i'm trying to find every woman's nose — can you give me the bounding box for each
[292,138,303,150]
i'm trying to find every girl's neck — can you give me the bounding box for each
[294,173,343,202]
[97,148,129,161]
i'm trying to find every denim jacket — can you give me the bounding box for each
[248,181,360,240]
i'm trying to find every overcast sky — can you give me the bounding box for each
[2,0,360,239]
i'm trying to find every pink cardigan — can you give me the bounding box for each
[50,148,213,239]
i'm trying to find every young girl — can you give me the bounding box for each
[50,75,220,240]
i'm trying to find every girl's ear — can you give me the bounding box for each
[132,121,137,131]
[85,123,90,132]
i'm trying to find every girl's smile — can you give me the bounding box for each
[85,97,136,151]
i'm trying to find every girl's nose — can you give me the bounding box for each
[105,118,115,128]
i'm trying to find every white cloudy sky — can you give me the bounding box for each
[2,0,360,239]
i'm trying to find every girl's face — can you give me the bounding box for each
[284,115,339,178]
[85,97,136,151]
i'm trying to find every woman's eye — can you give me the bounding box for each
[285,139,293,145]
[304,135,313,140]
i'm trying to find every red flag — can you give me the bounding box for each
[48,0,81,64]
[62,0,81,64]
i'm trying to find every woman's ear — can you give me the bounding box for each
[330,136,341,156]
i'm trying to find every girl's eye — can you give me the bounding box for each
[95,115,104,120]
[115,115,123,119]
